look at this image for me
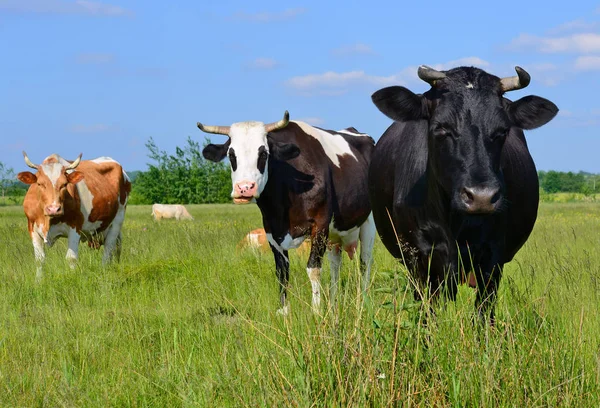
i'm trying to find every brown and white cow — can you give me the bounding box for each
[17,152,131,278]
[198,111,376,315]
[151,204,193,221]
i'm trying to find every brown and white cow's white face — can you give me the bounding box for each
[227,122,271,204]
[17,154,84,217]
[200,112,300,205]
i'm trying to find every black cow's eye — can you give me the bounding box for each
[228,149,237,171]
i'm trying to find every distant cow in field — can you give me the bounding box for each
[151,204,193,221]
[369,65,558,323]
[198,111,375,315]
[238,228,310,256]
[17,152,131,278]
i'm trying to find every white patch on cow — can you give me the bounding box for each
[466,82,474,89]
[75,179,102,231]
[102,202,126,264]
[247,233,261,247]
[66,228,80,266]
[359,213,376,291]
[266,232,306,261]
[228,121,270,198]
[292,121,357,167]
[328,220,361,249]
[90,157,117,164]
[40,156,70,187]
[336,128,368,137]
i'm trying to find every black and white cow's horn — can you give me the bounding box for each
[264,111,290,133]
[196,122,231,135]
[66,153,83,170]
[500,66,531,92]
[418,65,446,86]
[22,151,38,169]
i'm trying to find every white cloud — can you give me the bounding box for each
[75,53,115,64]
[574,55,600,71]
[285,57,491,96]
[230,8,306,23]
[69,124,113,133]
[296,117,325,126]
[0,0,133,16]
[547,19,599,35]
[246,57,279,70]
[506,33,600,54]
[331,43,376,57]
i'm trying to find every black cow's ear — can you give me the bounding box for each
[268,139,300,161]
[202,139,231,162]
[371,86,427,122]
[509,95,559,130]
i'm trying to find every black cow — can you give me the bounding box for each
[198,112,376,315]
[369,65,558,323]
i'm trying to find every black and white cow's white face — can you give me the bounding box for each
[200,115,300,204]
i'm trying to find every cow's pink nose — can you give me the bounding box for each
[234,181,257,197]
[45,204,62,216]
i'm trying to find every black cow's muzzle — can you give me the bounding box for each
[459,186,502,214]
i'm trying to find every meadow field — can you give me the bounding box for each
[1,203,599,406]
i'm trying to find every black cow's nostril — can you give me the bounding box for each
[461,187,475,204]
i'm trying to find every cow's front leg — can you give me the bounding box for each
[32,231,45,281]
[359,213,376,292]
[66,228,80,269]
[327,245,342,309]
[474,244,504,325]
[307,230,328,314]
[269,243,290,316]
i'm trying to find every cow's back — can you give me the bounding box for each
[267,121,374,232]
[76,158,130,230]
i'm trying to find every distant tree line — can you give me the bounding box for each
[129,137,231,204]
[538,171,600,195]
[2,153,600,205]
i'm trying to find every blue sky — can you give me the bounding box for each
[1,0,599,173]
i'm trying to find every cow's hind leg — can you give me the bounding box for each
[103,208,126,264]
[307,230,328,314]
[66,228,80,269]
[327,245,342,309]
[359,213,376,292]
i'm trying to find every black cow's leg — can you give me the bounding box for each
[474,245,503,325]
[270,244,290,315]
[307,230,328,314]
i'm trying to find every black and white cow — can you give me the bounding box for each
[198,112,376,315]
[369,66,558,323]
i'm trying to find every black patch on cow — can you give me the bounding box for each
[267,137,300,161]
[228,147,237,171]
[202,139,231,162]
[257,145,268,174]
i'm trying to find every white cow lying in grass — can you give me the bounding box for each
[151,204,193,221]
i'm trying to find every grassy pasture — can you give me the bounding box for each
[0,203,599,406]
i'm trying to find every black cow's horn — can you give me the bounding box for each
[66,153,83,170]
[22,151,38,169]
[418,65,446,86]
[500,66,531,92]
[196,122,231,135]
[264,111,290,133]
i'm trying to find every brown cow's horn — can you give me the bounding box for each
[500,66,531,92]
[264,111,290,133]
[66,153,83,170]
[418,65,446,86]
[196,122,231,135]
[22,151,38,169]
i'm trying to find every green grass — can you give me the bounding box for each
[1,203,599,406]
